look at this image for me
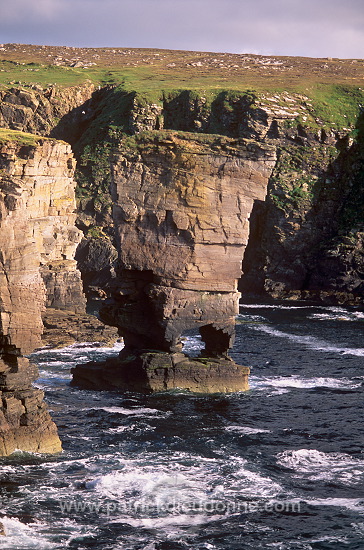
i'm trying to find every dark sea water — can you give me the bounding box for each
[0,302,364,550]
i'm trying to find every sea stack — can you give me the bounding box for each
[72,132,276,392]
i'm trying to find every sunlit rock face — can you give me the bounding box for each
[0,137,85,455]
[73,132,276,393]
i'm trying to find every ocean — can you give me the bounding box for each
[0,302,363,549]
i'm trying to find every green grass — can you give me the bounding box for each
[0,61,94,88]
[2,46,364,135]
[2,45,364,238]
[0,52,363,97]
[0,127,51,146]
[306,84,364,129]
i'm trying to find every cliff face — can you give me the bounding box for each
[0,138,86,315]
[0,135,85,455]
[0,50,362,444]
[2,83,362,305]
[69,87,363,305]
[240,117,364,304]
[0,83,94,139]
[0,83,117,299]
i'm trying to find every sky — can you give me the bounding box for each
[1,0,364,59]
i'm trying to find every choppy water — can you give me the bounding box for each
[0,302,363,549]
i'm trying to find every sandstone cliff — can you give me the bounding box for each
[0,48,362,443]
[0,82,94,140]
[1,82,363,305]
[106,131,275,345]
[64,87,364,306]
[0,132,86,455]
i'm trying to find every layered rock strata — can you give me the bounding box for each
[240,121,364,305]
[72,132,276,392]
[0,82,94,139]
[0,134,85,455]
[1,83,363,306]
[42,309,119,349]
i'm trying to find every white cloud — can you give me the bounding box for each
[1,0,64,23]
[0,0,363,58]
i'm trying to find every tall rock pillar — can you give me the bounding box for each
[72,132,276,393]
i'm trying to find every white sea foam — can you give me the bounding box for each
[248,377,291,396]
[31,341,125,389]
[0,517,56,549]
[251,375,361,391]
[85,406,167,416]
[181,334,204,355]
[304,498,364,512]
[32,341,124,356]
[30,341,125,371]
[76,452,283,519]
[266,543,313,549]
[276,449,364,484]
[266,531,350,548]
[88,459,216,504]
[309,308,364,322]
[250,324,364,356]
[113,512,223,530]
[241,303,364,321]
[233,466,283,498]
[309,312,350,321]
[108,425,132,433]
[237,316,267,326]
[225,425,271,435]
[36,361,73,368]
[0,516,100,550]
[37,369,73,379]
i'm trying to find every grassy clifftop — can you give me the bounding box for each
[1,43,364,94]
[1,43,364,139]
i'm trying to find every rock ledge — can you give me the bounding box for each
[71,351,249,393]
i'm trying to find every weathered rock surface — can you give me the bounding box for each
[66,87,364,306]
[0,137,86,314]
[0,135,86,455]
[75,236,118,300]
[42,309,119,348]
[71,352,249,393]
[0,82,94,139]
[240,116,364,305]
[1,77,363,306]
[72,132,276,392]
